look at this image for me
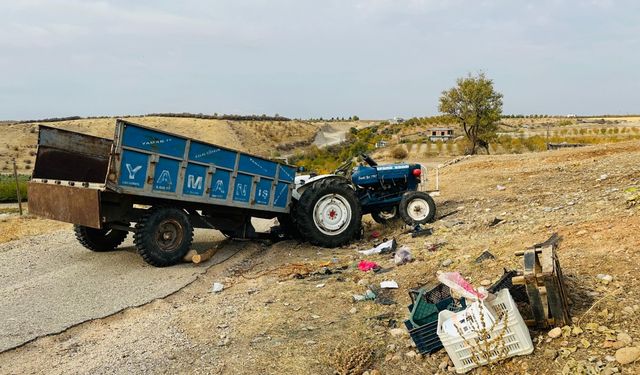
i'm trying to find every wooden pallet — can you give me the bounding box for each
[512,233,571,329]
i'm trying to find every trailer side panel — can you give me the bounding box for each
[28,182,102,228]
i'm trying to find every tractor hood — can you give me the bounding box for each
[351,163,423,187]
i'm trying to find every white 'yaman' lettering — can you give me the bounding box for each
[188,175,203,190]
[126,164,142,179]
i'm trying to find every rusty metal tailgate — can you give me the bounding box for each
[28,182,102,228]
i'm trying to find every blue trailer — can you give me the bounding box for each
[28,119,361,267]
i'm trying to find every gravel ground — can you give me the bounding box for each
[0,228,230,352]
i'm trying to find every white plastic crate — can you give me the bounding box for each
[436,289,533,374]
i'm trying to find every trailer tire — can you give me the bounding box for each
[399,191,436,226]
[371,207,400,224]
[294,178,361,248]
[74,225,128,252]
[134,207,193,267]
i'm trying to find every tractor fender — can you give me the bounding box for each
[292,174,355,200]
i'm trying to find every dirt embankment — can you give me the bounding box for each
[1,140,640,374]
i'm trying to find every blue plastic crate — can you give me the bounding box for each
[404,285,466,355]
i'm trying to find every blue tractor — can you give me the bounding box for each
[346,153,436,225]
[288,153,436,245]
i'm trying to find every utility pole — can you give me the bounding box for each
[12,159,23,216]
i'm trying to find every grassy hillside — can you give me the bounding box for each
[0,116,324,174]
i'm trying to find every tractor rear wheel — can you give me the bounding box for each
[371,207,400,224]
[134,207,193,267]
[74,224,128,252]
[399,191,436,226]
[294,179,361,248]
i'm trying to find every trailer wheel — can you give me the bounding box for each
[74,225,128,252]
[134,207,193,267]
[371,207,399,224]
[294,178,361,248]
[399,191,436,226]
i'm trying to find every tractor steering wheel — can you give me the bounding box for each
[360,153,378,167]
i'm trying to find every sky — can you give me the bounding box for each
[0,0,639,120]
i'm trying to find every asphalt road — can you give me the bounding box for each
[0,228,240,353]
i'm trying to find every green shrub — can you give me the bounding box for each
[0,174,29,202]
[391,146,408,159]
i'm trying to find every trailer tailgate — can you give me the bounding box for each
[28,182,102,228]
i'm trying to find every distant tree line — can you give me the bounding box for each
[303,116,360,122]
[147,112,291,121]
[502,114,640,119]
[402,115,458,127]
[7,112,292,125]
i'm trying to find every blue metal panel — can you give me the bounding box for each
[183,163,207,196]
[188,142,237,169]
[119,150,149,188]
[351,166,378,186]
[153,157,180,192]
[377,164,411,181]
[233,173,252,203]
[238,154,277,178]
[273,182,289,208]
[278,165,296,183]
[210,169,230,199]
[122,124,186,158]
[255,178,272,205]
[113,121,294,213]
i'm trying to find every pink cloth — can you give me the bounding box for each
[358,260,379,272]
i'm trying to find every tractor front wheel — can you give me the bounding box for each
[399,191,436,226]
[371,207,400,224]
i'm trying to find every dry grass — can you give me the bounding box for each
[0,215,69,244]
[328,344,375,375]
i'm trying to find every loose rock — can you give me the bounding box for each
[390,328,406,337]
[548,327,563,339]
[615,347,640,365]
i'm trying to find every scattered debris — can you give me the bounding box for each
[411,226,433,238]
[513,233,571,328]
[358,260,380,272]
[352,290,376,302]
[316,283,325,288]
[597,274,614,285]
[496,185,507,191]
[394,246,412,265]
[441,259,453,267]
[442,220,464,228]
[380,280,398,289]
[211,283,224,293]
[488,217,504,227]
[475,250,495,263]
[426,240,447,252]
[597,174,608,182]
[438,289,533,373]
[438,272,488,301]
[358,238,397,256]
